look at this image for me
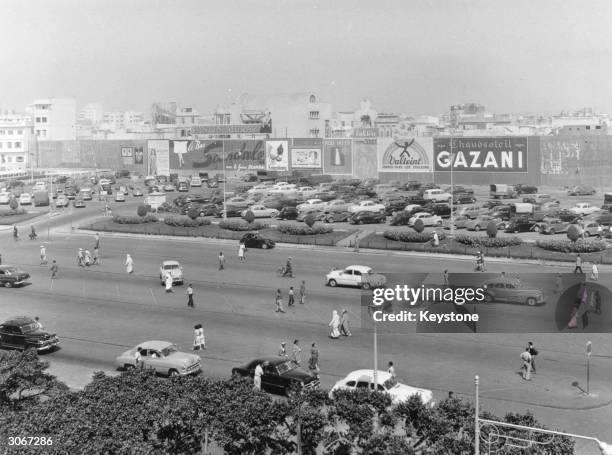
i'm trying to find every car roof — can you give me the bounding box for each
[343,369,392,383]
[345,265,372,273]
[161,260,181,266]
[483,277,522,285]
[1,316,35,327]
[138,340,173,350]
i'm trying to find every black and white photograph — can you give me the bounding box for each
[1,0,612,454]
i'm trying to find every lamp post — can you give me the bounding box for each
[222,142,227,219]
[450,132,454,238]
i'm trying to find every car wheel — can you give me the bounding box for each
[327,217,334,223]
[362,282,371,290]
[358,220,364,225]
[262,243,268,249]
[4,282,12,288]
[585,232,590,237]
[436,220,442,226]
[526,297,537,307]
[168,369,179,377]
[533,226,540,233]
[328,279,337,287]
[124,364,135,371]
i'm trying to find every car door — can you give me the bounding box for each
[504,283,519,303]
[262,364,280,393]
[352,269,363,286]
[0,325,16,348]
[338,268,353,286]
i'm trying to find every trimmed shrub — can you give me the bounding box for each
[164,215,211,227]
[137,205,148,217]
[113,214,158,224]
[413,218,425,233]
[567,225,581,242]
[384,230,447,243]
[277,223,333,235]
[486,222,498,239]
[0,208,27,217]
[187,207,200,220]
[536,238,607,253]
[219,220,266,231]
[9,198,18,210]
[304,213,316,228]
[389,211,411,226]
[243,210,255,224]
[454,234,523,248]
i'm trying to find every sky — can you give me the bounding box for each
[2,0,612,116]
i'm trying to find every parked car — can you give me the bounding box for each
[115,341,201,377]
[504,217,537,233]
[80,189,93,200]
[0,265,30,288]
[232,357,319,396]
[0,316,59,352]
[557,209,580,223]
[184,203,219,217]
[242,205,279,219]
[482,278,545,306]
[55,195,69,208]
[225,197,254,209]
[568,185,596,196]
[159,260,184,285]
[297,209,325,222]
[488,205,511,221]
[408,212,443,227]
[240,233,275,249]
[350,211,386,224]
[277,207,299,220]
[384,199,409,216]
[325,199,351,213]
[330,370,433,406]
[177,181,189,192]
[348,200,385,214]
[422,188,452,203]
[534,218,571,235]
[404,204,430,216]
[189,177,203,187]
[18,193,32,205]
[323,211,351,223]
[33,191,50,207]
[569,203,600,216]
[514,184,538,195]
[464,216,505,231]
[452,192,476,205]
[313,191,337,202]
[114,192,126,202]
[243,173,258,182]
[579,221,603,238]
[427,202,452,218]
[296,198,326,211]
[450,215,472,230]
[296,186,318,199]
[133,187,144,197]
[325,265,386,290]
[73,198,86,208]
[217,206,243,218]
[163,184,176,192]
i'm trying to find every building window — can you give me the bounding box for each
[17,130,23,135]
[42,130,47,137]
[309,128,320,137]
[36,117,41,123]
[586,126,591,130]
[596,125,602,129]
[0,143,3,148]
[42,117,47,123]
[15,156,24,162]
[14,142,21,148]
[7,130,13,135]
[7,143,11,149]
[309,111,319,120]
[309,94,317,103]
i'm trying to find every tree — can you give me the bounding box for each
[413,219,424,233]
[486,221,498,238]
[304,213,316,228]
[187,207,200,220]
[567,224,581,242]
[244,210,255,224]
[9,198,18,210]
[137,205,148,217]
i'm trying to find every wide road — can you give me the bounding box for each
[1,209,611,453]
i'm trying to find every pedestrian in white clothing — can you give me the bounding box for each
[238,242,246,262]
[591,262,599,281]
[165,273,174,292]
[329,310,340,339]
[40,245,47,265]
[125,254,134,274]
[193,324,206,350]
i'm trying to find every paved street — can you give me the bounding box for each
[0,208,611,454]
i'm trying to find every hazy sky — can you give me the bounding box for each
[2,0,612,116]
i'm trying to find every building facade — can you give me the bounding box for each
[28,98,77,141]
[0,114,33,171]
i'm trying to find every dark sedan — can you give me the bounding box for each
[350,211,386,224]
[323,211,351,223]
[232,357,319,396]
[217,206,243,218]
[384,199,409,216]
[0,266,30,288]
[182,203,219,217]
[277,207,299,220]
[505,217,537,233]
[0,316,59,352]
[73,198,86,208]
[240,233,275,249]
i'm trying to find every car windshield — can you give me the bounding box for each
[383,377,397,390]
[276,360,298,375]
[164,264,179,270]
[161,345,177,356]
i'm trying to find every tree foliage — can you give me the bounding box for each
[567,224,581,242]
[486,221,498,238]
[137,205,148,217]
[413,218,425,233]
[9,197,18,210]
[304,213,316,228]
[243,210,255,224]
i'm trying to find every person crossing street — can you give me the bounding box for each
[186,284,194,307]
[40,245,47,265]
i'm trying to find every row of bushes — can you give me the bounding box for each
[277,222,333,235]
[536,238,607,253]
[0,208,26,217]
[113,214,158,224]
[163,215,211,227]
[218,219,267,231]
[383,230,446,243]
[454,234,523,248]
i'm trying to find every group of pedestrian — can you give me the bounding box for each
[275,281,306,313]
[573,253,599,280]
[77,233,101,267]
[193,324,206,350]
[276,339,320,378]
[328,309,351,339]
[520,342,538,381]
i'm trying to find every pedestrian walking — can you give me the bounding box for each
[555,273,563,294]
[288,286,295,306]
[77,248,85,267]
[238,242,246,262]
[299,280,306,304]
[186,284,194,307]
[443,269,449,288]
[92,246,100,265]
[308,342,320,377]
[50,260,58,279]
[84,250,92,266]
[353,232,360,252]
[340,309,352,336]
[328,310,340,339]
[275,289,285,313]
[278,342,287,357]
[590,262,599,281]
[388,361,396,379]
[291,340,302,366]
[125,254,134,274]
[574,254,583,274]
[195,324,206,350]
[165,273,174,293]
[13,225,19,241]
[218,252,225,270]
[135,347,143,369]
[40,245,47,265]
[94,233,100,250]
[526,342,538,374]
[253,363,264,391]
[432,230,439,247]
[520,348,532,380]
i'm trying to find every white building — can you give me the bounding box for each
[79,103,104,125]
[0,113,33,171]
[27,98,76,140]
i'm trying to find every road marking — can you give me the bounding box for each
[149,288,158,305]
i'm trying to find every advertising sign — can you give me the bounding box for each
[434,137,528,172]
[225,140,266,171]
[377,137,433,173]
[134,147,144,165]
[353,139,378,179]
[266,140,289,171]
[147,140,170,176]
[323,139,353,175]
[291,149,322,168]
[168,140,265,171]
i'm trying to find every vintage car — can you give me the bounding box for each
[240,233,275,249]
[0,265,30,288]
[325,199,352,213]
[217,206,243,218]
[350,211,387,224]
[277,207,299,220]
[241,205,279,219]
[567,185,596,196]
[159,260,184,285]
[330,370,434,406]
[296,198,327,212]
[482,278,545,306]
[569,203,600,216]
[504,217,538,233]
[231,356,320,396]
[73,198,86,208]
[296,208,325,222]
[384,199,409,216]
[348,200,385,214]
[55,194,69,208]
[114,192,126,202]
[534,218,571,235]
[177,182,189,192]
[0,316,59,352]
[514,184,538,195]
[408,212,443,227]
[115,340,201,377]
[323,211,352,223]
[326,265,386,290]
[18,193,32,205]
[225,197,254,209]
[163,184,176,192]
[464,216,506,231]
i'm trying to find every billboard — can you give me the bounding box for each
[225,140,266,171]
[323,139,353,175]
[377,137,433,172]
[353,139,378,179]
[266,140,289,171]
[434,137,528,172]
[168,140,265,171]
[147,140,170,176]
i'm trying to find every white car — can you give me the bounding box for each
[114,192,126,202]
[189,177,202,187]
[247,184,270,195]
[297,186,318,199]
[569,203,600,216]
[163,184,176,192]
[330,370,434,406]
[408,212,443,226]
[325,265,386,290]
[33,181,46,192]
[297,198,326,211]
[114,340,201,377]
[348,200,385,214]
[159,260,184,284]
[423,189,452,202]
[241,205,279,218]
[18,193,32,205]
[0,192,10,204]
[325,199,351,213]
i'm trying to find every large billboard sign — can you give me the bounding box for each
[147,140,170,176]
[291,138,322,169]
[377,137,433,173]
[266,140,289,171]
[434,137,528,172]
[168,140,265,171]
[323,139,353,175]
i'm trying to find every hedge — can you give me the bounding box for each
[277,223,333,235]
[113,214,158,224]
[536,238,607,253]
[383,230,447,243]
[163,215,212,227]
[0,208,26,217]
[454,234,523,248]
[219,220,267,231]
